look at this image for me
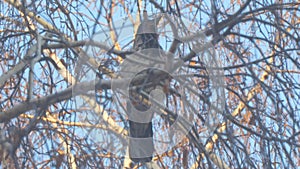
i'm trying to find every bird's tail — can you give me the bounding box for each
[129,120,154,163]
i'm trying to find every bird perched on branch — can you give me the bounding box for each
[127,10,163,163]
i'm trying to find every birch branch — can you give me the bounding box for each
[190,2,290,169]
